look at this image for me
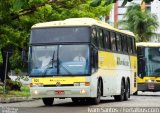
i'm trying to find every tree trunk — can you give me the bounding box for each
[0,46,12,82]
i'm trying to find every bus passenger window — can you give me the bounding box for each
[127,37,132,54]
[111,32,117,51]
[132,38,136,54]
[91,28,98,47]
[98,29,105,49]
[116,34,122,52]
[122,36,127,53]
[104,30,111,50]
[130,37,133,54]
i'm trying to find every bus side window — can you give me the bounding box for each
[97,28,105,49]
[122,36,127,53]
[110,32,117,51]
[103,30,111,50]
[130,37,133,54]
[91,47,98,73]
[127,37,132,54]
[116,33,122,52]
[132,38,136,54]
[91,28,98,47]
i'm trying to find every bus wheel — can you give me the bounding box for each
[72,98,81,103]
[91,81,101,105]
[114,80,125,101]
[42,98,54,106]
[72,98,87,104]
[124,81,130,101]
[133,91,138,95]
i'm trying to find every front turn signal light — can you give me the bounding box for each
[85,82,90,86]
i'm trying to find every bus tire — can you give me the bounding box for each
[114,80,125,101]
[72,98,81,103]
[124,80,130,101]
[91,81,102,105]
[42,98,54,106]
[133,91,138,95]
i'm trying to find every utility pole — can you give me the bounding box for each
[3,51,8,94]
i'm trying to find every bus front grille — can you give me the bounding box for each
[43,84,74,87]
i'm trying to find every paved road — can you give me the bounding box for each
[1,92,160,113]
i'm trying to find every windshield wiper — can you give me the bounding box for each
[51,51,55,68]
[43,50,56,75]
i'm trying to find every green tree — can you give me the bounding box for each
[90,0,155,7]
[0,0,113,82]
[119,3,159,42]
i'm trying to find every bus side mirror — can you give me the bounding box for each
[138,53,145,60]
[91,48,98,73]
[139,57,146,64]
[137,47,144,57]
[93,49,98,70]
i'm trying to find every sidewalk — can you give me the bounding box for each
[0,96,33,103]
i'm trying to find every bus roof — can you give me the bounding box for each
[136,42,160,47]
[32,18,135,37]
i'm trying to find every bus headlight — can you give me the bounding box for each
[146,80,155,83]
[33,90,39,95]
[80,89,86,94]
[147,80,152,83]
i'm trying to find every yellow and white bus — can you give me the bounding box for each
[29,18,137,106]
[136,42,160,94]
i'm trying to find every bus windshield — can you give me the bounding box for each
[144,47,160,77]
[29,45,90,76]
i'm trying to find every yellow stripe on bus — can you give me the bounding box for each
[98,51,117,68]
[32,77,86,85]
[137,76,160,83]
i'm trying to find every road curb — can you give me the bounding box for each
[0,97,33,103]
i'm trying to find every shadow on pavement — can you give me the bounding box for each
[131,91,160,97]
[40,98,129,107]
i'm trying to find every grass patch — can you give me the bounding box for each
[0,85,30,98]
[0,86,3,94]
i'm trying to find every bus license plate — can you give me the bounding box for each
[148,84,154,89]
[55,90,65,95]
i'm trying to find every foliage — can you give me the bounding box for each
[90,0,155,7]
[14,68,22,76]
[0,51,2,64]
[21,85,30,92]
[9,90,30,97]
[9,85,30,97]
[0,86,3,94]
[10,52,23,70]
[119,3,159,42]
[0,85,30,97]
[0,0,113,72]
[6,79,22,91]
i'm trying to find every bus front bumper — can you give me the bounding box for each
[30,86,91,98]
[138,83,160,91]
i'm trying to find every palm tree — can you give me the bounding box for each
[119,3,159,42]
